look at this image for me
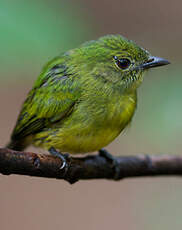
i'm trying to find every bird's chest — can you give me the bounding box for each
[79,92,137,152]
[81,92,137,145]
[54,91,137,153]
[98,93,137,130]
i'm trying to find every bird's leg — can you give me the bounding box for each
[49,147,79,184]
[99,148,120,180]
[49,147,69,171]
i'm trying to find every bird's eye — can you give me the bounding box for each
[114,56,131,70]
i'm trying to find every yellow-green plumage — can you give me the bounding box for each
[33,91,137,153]
[7,35,169,154]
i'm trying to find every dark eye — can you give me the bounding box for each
[114,56,131,70]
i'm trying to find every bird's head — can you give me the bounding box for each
[67,35,170,91]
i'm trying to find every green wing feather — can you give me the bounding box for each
[11,57,80,142]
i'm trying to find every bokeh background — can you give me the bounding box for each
[0,0,182,229]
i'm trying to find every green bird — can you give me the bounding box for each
[7,35,169,172]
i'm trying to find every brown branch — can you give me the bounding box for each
[0,147,182,184]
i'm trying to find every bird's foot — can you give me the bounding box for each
[49,147,78,184]
[99,148,120,180]
[49,147,69,171]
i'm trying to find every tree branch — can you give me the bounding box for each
[0,147,182,184]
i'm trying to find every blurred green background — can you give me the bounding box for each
[0,0,182,229]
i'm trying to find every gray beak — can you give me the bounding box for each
[141,56,170,70]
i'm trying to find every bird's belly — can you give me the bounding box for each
[33,94,136,153]
[34,125,123,154]
[56,127,122,153]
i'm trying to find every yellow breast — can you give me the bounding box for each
[33,91,137,153]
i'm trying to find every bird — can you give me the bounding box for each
[7,35,170,174]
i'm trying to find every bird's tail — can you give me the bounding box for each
[6,139,26,151]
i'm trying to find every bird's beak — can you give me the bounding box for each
[141,56,170,70]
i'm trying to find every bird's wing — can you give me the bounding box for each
[11,57,81,141]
